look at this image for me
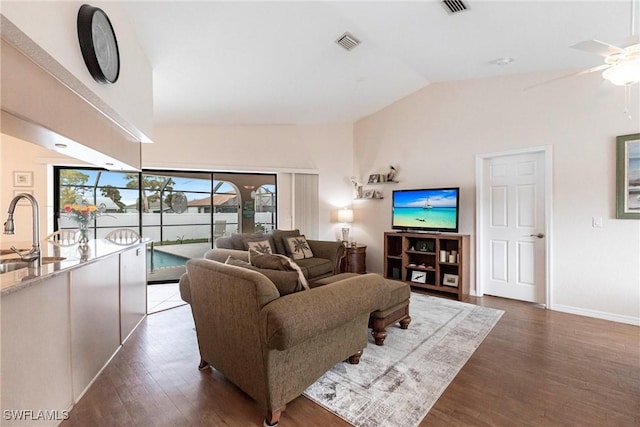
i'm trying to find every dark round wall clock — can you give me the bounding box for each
[77,4,120,84]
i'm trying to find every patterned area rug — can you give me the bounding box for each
[304,293,504,427]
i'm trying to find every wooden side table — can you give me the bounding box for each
[345,244,367,274]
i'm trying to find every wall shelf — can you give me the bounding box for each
[352,168,398,200]
[367,180,399,185]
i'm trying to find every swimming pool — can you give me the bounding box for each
[147,250,189,269]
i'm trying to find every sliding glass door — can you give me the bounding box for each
[141,171,240,282]
[55,167,277,283]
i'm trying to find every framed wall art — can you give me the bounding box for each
[616,133,640,219]
[13,171,33,187]
[411,270,426,283]
[442,273,459,287]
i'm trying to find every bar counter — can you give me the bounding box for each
[1,238,149,426]
[0,238,151,295]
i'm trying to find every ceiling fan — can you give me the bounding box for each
[569,0,640,86]
[570,38,640,86]
[529,0,639,89]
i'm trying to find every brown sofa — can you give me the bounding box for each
[181,248,412,345]
[180,257,389,426]
[214,229,345,281]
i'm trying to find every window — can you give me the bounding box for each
[255,184,276,232]
[54,167,277,283]
[57,168,140,238]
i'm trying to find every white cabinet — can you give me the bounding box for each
[120,246,147,343]
[69,255,120,401]
[0,241,148,426]
[1,273,73,425]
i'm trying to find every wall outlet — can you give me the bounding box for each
[592,216,603,228]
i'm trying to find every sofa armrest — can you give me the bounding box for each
[213,236,234,249]
[306,240,346,274]
[178,272,192,303]
[260,274,389,350]
[180,249,250,303]
[204,248,250,263]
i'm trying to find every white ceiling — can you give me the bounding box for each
[124,1,636,126]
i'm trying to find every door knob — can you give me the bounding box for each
[530,233,544,238]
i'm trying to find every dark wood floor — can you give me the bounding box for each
[61,294,640,427]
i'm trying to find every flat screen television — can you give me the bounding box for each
[391,187,460,233]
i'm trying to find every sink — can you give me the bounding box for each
[0,258,29,265]
[0,261,30,273]
[0,256,66,265]
[0,249,28,256]
[0,256,66,274]
[42,256,66,263]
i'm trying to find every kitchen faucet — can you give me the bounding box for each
[3,192,41,267]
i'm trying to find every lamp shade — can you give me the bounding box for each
[338,208,354,223]
[602,59,640,86]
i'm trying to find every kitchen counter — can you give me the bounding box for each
[1,238,149,425]
[0,238,150,295]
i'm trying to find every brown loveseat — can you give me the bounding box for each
[180,257,389,426]
[214,229,345,281]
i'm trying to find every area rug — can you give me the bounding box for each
[304,293,504,427]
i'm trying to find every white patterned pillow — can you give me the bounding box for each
[285,236,314,260]
[246,239,273,254]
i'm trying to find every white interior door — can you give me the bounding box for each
[479,150,547,303]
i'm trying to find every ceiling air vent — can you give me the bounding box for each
[442,0,469,14]
[335,32,361,51]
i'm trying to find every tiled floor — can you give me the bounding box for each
[147,282,186,314]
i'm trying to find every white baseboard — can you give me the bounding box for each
[551,303,640,326]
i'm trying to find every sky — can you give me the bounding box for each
[393,188,459,208]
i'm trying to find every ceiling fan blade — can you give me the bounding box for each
[571,40,627,57]
[620,35,640,48]
[573,63,611,75]
[524,64,611,91]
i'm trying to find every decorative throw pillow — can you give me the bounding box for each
[231,232,265,250]
[282,257,310,291]
[271,229,301,255]
[244,239,274,254]
[249,248,290,270]
[248,248,309,290]
[285,235,314,260]
[225,255,301,295]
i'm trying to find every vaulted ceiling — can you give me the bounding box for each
[124,1,636,126]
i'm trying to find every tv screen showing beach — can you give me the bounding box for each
[392,188,459,231]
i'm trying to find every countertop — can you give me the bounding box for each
[1,239,150,296]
